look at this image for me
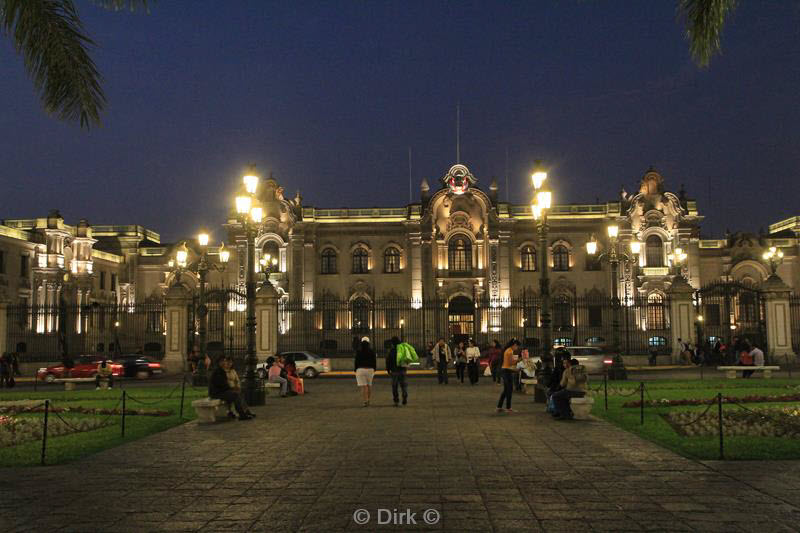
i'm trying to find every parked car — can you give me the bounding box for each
[37,355,123,383]
[552,346,615,374]
[256,351,331,379]
[112,354,164,379]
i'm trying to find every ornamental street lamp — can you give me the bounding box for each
[235,166,264,406]
[586,225,641,352]
[763,246,784,276]
[531,160,552,362]
[168,238,230,384]
[670,247,688,278]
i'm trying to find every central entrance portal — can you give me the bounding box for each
[448,295,474,344]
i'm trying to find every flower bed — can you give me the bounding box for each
[0,405,171,417]
[623,393,800,408]
[0,415,115,448]
[665,407,800,438]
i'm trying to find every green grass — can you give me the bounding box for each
[591,377,800,460]
[0,384,208,467]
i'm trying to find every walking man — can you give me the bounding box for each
[435,338,452,384]
[386,337,408,406]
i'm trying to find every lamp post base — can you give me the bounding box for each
[244,379,266,406]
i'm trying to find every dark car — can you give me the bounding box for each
[112,354,163,379]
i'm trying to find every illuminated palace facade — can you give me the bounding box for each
[1,164,799,352]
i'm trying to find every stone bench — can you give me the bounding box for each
[570,396,595,420]
[520,378,537,394]
[265,382,282,395]
[191,398,224,423]
[53,377,95,391]
[717,366,780,379]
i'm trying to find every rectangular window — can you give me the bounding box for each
[0,250,5,274]
[100,271,106,290]
[20,255,29,278]
[588,305,603,327]
[111,273,117,291]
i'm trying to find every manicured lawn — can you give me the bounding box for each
[0,383,207,467]
[591,377,800,460]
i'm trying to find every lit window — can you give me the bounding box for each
[520,246,536,272]
[553,245,569,271]
[384,247,401,273]
[352,247,369,274]
[647,293,665,329]
[646,236,663,267]
[448,237,472,273]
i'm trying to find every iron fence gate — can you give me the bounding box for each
[276,295,673,356]
[695,281,766,350]
[6,301,166,363]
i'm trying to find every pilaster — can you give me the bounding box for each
[761,274,793,362]
[667,276,696,362]
[255,283,279,358]
[164,284,191,374]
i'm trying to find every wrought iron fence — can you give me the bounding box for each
[695,280,766,351]
[6,301,166,363]
[275,295,673,356]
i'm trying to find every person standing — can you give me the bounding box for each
[425,342,435,370]
[454,341,467,384]
[386,337,409,406]
[354,337,376,407]
[488,340,502,384]
[435,338,452,384]
[466,339,481,385]
[496,339,520,413]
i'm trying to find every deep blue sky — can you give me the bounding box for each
[2,1,799,242]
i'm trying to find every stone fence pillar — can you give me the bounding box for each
[0,297,8,356]
[164,284,191,374]
[668,276,696,363]
[761,274,794,364]
[255,283,278,359]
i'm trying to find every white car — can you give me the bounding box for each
[529,346,615,374]
[256,351,331,379]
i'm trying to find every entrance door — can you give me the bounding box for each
[448,296,474,344]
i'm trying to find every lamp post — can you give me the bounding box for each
[587,226,641,352]
[235,167,264,406]
[169,238,230,384]
[670,247,688,278]
[763,246,784,276]
[531,161,552,361]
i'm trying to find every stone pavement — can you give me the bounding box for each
[2,378,799,532]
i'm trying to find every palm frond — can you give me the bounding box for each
[90,0,150,13]
[677,0,738,67]
[1,0,104,128]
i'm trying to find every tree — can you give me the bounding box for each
[0,0,148,129]
[677,0,738,67]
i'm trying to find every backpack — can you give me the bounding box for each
[396,343,419,366]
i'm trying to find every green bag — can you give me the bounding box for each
[396,342,419,366]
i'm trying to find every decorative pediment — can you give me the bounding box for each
[446,213,471,234]
[440,164,477,195]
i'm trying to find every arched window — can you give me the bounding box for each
[448,237,472,273]
[352,247,369,274]
[384,247,401,273]
[321,248,337,274]
[646,236,663,267]
[553,245,569,271]
[520,246,536,272]
[647,293,665,329]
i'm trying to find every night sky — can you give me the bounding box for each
[2,1,799,243]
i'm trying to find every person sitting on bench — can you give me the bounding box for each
[95,359,114,390]
[209,356,253,421]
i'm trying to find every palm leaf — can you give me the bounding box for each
[1,0,104,128]
[677,0,738,67]
[90,0,150,13]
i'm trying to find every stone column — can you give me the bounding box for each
[761,274,793,364]
[255,283,279,359]
[667,276,696,363]
[164,284,191,374]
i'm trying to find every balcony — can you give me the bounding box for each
[435,268,485,279]
[642,267,670,277]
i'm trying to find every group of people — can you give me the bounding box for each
[355,336,410,407]
[0,352,20,388]
[208,355,257,421]
[425,338,484,385]
[266,354,305,397]
[677,336,766,371]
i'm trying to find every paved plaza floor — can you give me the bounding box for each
[2,377,800,532]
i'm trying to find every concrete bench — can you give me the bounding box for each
[570,396,595,420]
[520,378,537,394]
[265,382,282,395]
[191,398,224,423]
[717,366,779,379]
[53,377,94,391]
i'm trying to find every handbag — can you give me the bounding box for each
[483,365,492,377]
